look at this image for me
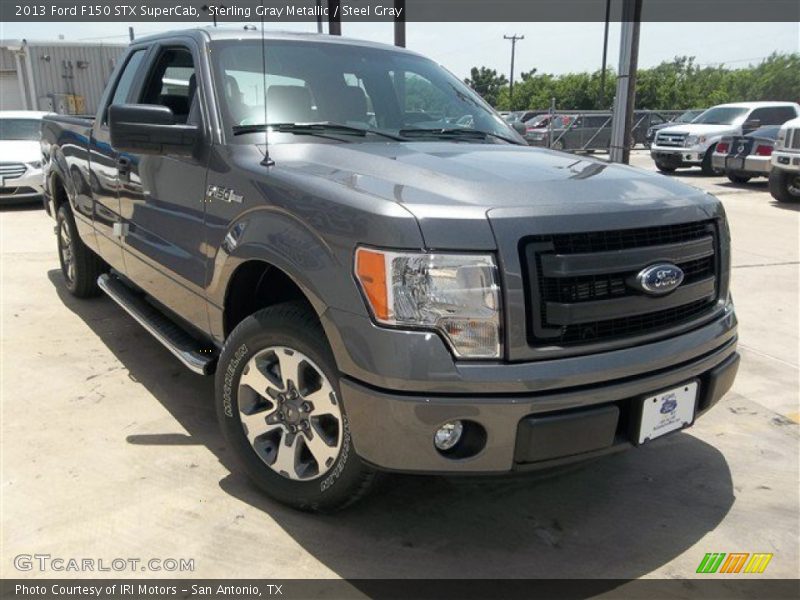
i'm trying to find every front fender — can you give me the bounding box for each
[207,206,340,320]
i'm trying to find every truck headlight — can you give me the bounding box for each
[684,135,705,147]
[27,160,42,170]
[355,247,502,359]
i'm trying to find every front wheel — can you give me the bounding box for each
[216,302,377,512]
[769,169,800,203]
[655,161,676,173]
[701,146,721,175]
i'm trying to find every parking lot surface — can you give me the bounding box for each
[1,149,798,584]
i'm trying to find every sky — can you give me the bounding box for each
[1,21,797,80]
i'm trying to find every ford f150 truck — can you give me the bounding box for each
[770,116,800,203]
[651,101,800,175]
[42,29,740,511]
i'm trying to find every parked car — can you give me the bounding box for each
[711,126,780,184]
[503,110,542,125]
[769,116,800,203]
[42,29,739,511]
[650,102,800,175]
[538,111,667,151]
[0,111,49,204]
[645,109,705,149]
[521,114,575,146]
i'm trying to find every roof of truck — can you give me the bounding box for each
[135,27,419,55]
[714,101,800,108]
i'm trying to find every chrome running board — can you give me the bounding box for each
[97,273,217,375]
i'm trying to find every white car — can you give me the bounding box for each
[769,116,800,203]
[0,111,50,203]
[650,102,800,175]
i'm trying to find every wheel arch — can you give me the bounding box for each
[222,258,320,339]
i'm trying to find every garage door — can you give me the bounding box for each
[0,72,24,110]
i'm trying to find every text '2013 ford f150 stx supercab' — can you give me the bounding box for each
[41,29,739,511]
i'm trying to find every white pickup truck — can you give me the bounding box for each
[651,102,800,175]
[770,116,800,203]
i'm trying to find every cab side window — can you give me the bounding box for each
[104,49,146,124]
[749,106,797,126]
[139,47,199,125]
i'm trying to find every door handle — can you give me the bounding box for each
[116,156,131,181]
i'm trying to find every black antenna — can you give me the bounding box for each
[259,0,274,166]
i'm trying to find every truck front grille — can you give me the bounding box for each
[655,132,686,147]
[523,221,719,347]
[0,163,26,180]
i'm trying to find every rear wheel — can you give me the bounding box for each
[216,302,377,512]
[56,204,105,298]
[769,169,800,203]
[727,173,752,184]
[550,139,564,150]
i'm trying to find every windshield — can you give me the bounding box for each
[212,39,519,143]
[692,107,748,125]
[675,110,701,123]
[0,119,41,141]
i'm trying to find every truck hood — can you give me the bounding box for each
[657,123,736,137]
[0,140,40,163]
[267,141,720,249]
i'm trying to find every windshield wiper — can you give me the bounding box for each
[232,122,406,141]
[399,127,522,145]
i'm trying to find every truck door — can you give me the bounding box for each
[89,47,148,274]
[117,41,211,332]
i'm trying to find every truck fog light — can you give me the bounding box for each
[434,421,464,451]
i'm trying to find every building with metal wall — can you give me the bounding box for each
[0,40,126,114]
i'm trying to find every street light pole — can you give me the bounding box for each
[599,0,611,108]
[504,34,524,109]
[609,0,642,164]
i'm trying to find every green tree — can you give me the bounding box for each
[466,53,800,111]
[464,67,508,107]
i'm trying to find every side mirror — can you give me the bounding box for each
[512,122,527,135]
[742,119,761,133]
[109,104,199,156]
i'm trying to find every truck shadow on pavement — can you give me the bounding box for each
[50,270,735,581]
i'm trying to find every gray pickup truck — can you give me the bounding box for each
[41,28,739,511]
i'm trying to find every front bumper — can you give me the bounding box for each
[341,330,738,474]
[0,168,44,203]
[651,147,705,166]
[712,154,771,176]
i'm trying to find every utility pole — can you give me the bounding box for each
[598,0,611,108]
[316,0,323,33]
[503,34,524,109]
[128,27,134,42]
[609,0,642,164]
[394,0,406,47]
[328,0,341,35]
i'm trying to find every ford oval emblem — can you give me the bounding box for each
[660,394,678,414]
[636,263,684,295]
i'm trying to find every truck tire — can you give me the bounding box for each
[701,146,720,176]
[216,302,377,512]
[769,169,800,203]
[655,161,676,173]
[727,173,752,184]
[56,204,105,298]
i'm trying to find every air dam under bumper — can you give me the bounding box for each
[341,341,738,474]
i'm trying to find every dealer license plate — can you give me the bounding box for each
[638,381,698,444]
